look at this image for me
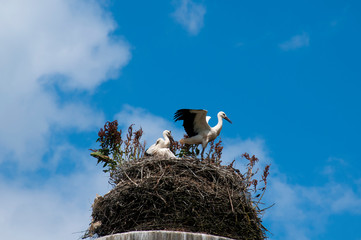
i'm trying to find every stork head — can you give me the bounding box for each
[219,111,232,124]
[163,130,172,137]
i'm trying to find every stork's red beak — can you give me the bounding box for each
[225,116,232,124]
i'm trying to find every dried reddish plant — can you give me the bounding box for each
[96,120,122,155]
[213,139,223,161]
[90,121,145,173]
[240,153,271,207]
[204,139,223,165]
[169,136,180,154]
[242,153,259,186]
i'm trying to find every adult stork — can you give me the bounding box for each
[174,109,232,159]
[145,130,176,159]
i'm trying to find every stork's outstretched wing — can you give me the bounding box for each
[174,109,211,137]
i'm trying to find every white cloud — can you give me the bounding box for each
[264,169,361,240]
[265,178,313,240]
[0,144,111,240]
[0,0,131,90]
[0,151,111,240]
[279,32,310,51]
[172,0,206,35]
[0,0,131,168]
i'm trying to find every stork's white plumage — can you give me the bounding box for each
[145,130,176,159]
[174,109,232,158]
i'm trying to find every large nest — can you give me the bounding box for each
[87,158,267,240]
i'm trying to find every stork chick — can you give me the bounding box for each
[174,109,232,159]
[145,130,176,159]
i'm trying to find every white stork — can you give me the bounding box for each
[174,109,232,158]
[145,130,177,159]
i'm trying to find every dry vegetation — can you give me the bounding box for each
[86,120,270,240]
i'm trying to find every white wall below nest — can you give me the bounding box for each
[97,230,234,240]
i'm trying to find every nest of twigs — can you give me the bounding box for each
[86,157,267,240]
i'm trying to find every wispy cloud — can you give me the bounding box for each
[264,160,361,240]
[279,32,310,51]
[172,0,206,35]
[0,148,110,240]
[0,0,131,168]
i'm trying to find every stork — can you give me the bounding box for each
[174,109,232,159]
[145,130,177,159]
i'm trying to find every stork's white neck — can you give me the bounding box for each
[163,131,170,146]
[212,112,223,135]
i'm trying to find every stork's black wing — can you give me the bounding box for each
[174,109,210,137]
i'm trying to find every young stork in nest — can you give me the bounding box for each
[174,109,232,159]
[145,130,176,159]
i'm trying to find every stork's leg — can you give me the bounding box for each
[201,147,205,160]
[201,141,208,160]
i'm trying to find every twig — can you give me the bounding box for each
[124,172,138,186]
[227,188,235,213]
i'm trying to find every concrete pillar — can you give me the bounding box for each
[97,230,234,240]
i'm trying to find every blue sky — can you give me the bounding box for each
[0,0,360,239]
